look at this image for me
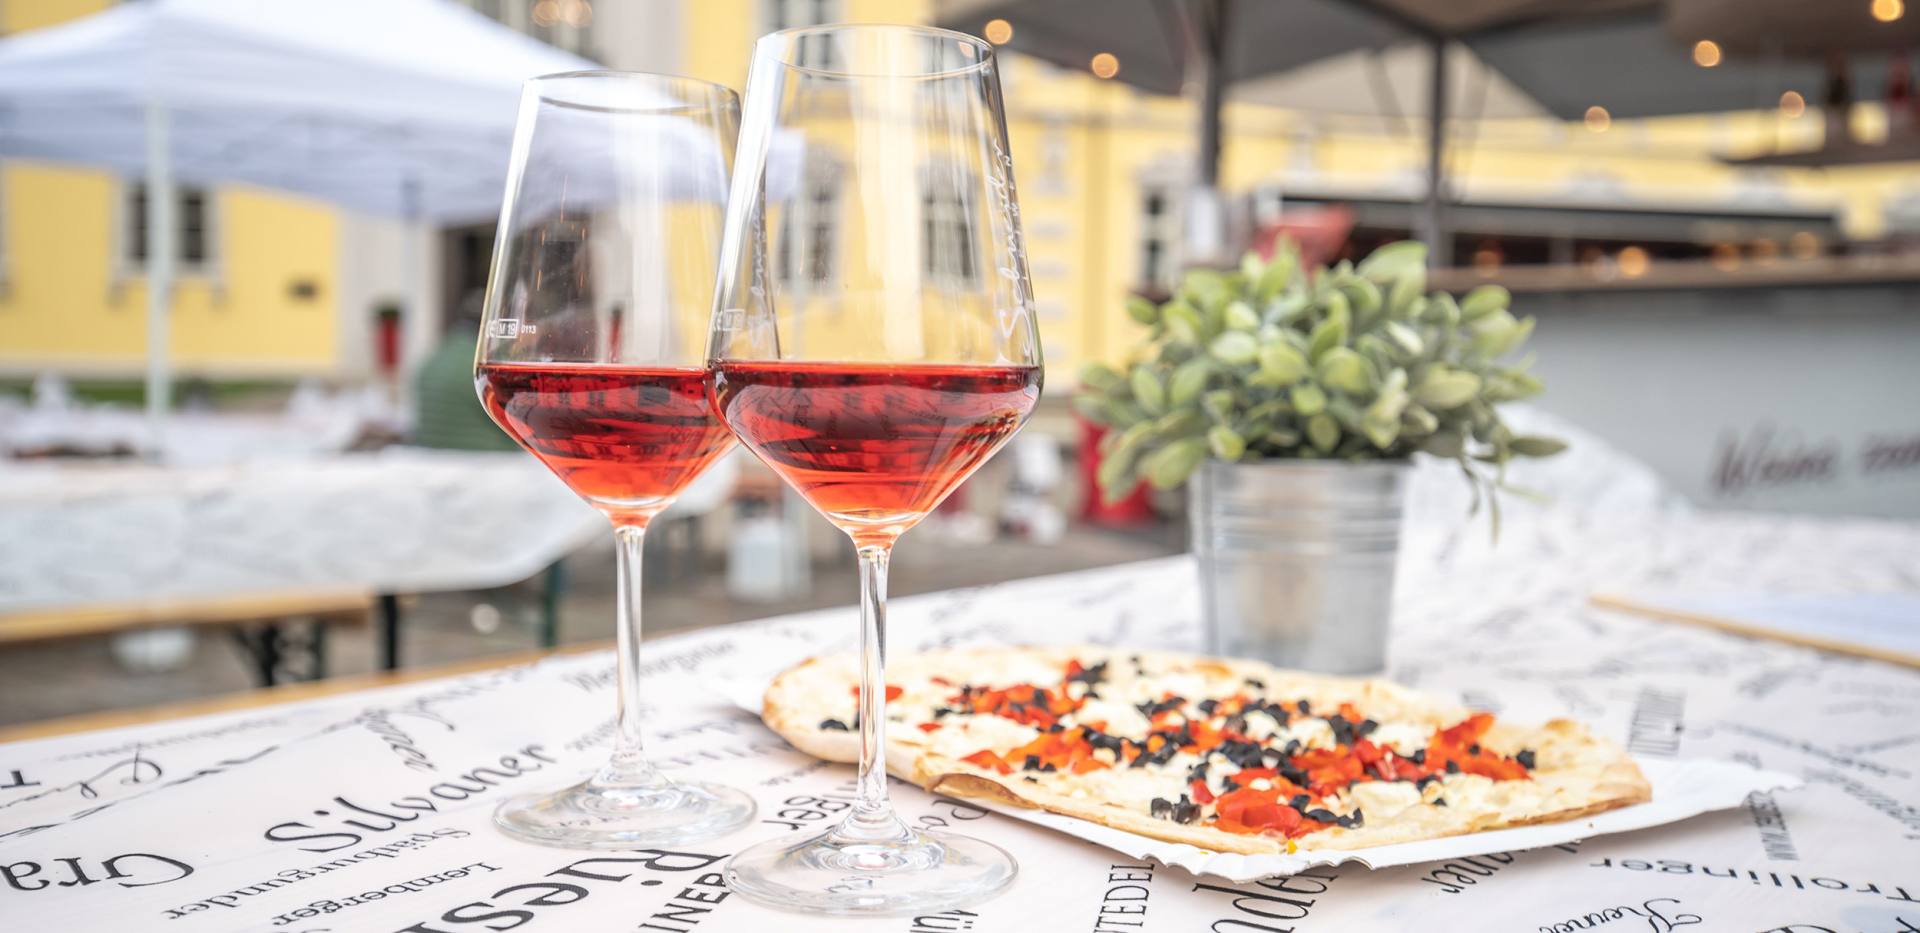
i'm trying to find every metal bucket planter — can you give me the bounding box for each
[1189,459,1408,675]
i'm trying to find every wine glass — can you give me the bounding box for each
[708,25,1040,914]
[474,71,756,849]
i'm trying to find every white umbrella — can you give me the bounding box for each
[0,0,595,444]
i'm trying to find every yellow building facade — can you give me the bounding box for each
[0,0,342,382]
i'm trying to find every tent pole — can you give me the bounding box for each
[144,101,175,456]
[1183,0,1229,266]
[1421,37,1450,268]
[399,175,422,404]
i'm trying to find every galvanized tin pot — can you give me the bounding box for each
[1189,459,1409,675]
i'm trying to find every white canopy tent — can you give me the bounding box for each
[0,0,595,444]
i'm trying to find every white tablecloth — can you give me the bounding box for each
[0,449,604,612]
[1,507,1916,931]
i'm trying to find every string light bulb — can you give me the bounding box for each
[1693,40,1722,68]
[1090,53,1120,79]
[984,19,1013,44]
[1585,105,1612,132]
[1779,90,1806,118]
[1618,245,1651,278]
[1871,0,1904,23]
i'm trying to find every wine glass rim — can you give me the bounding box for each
[525,70,740,113]
[757,23,997,80]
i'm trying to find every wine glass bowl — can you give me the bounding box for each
[474,71,755,849]
[709,25,1039,913]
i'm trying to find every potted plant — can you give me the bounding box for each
[1075,240,1564,674]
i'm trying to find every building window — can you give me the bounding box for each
[465,0,595,58]
[1140,185,1181,288]
[767,0,839,67]
[776,160,839,293]
[921,166,979,288]
[125,183,215,274]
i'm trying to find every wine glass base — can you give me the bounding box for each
[724,824,1016,915]
[493,778,756,850]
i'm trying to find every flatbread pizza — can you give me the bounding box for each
[762,645,1650,854]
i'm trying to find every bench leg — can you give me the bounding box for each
[379,594,401,671]
[540,560,566,650]
[230,624,284,687]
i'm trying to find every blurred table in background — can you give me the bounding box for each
[0,449,603,678]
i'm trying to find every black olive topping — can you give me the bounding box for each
[1432,797,1447,806]
[1197,698,1220,716]
[1296,699,1312,715]
[1446,760,1461,774]
[1357,718,1379,737]
[1068,660,1110,687]
[819,718,850,731]
[1186,761,1211,783]
[1468,743,1481,756]
[1149,797,1174,819]
[1023,754,1041,771]
[1515,749,1537,769]
[1408,748,1426,765]
[1135,697,1185,718]
[1290,794,1311,810]
[1305,808,1337,822]
[1244,677,1267,690]
[1171,795,1202,824]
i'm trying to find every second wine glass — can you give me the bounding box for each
[709,25,1041,915]
[475,71,755,849]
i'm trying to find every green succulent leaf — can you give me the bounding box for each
[1509,435,1569,457]
[1078,361,1125,393]
[1130,365,1167,415]
[1256,341,1310,386]
[1168,358,1212,408]
[1207,425,1248,461]
[1355,240,1427,282]
[1143,437,1209,490]
[1414,367,1481,410]
[1344,278,1382,317]
[1315,347,1373,395]
[1460,284,1511,321]
[1224,300,1260,332]
[1401,403,1439,435]
[1383,321,1424,357]
[1290,382,1327,416]
[1256,254,1294,300]
[1307,315,1346,363]
[1209,331,1259,366]
[1163,301,1203,344]
[1387,268,1427,317]
[1306,413,1340,453]
[1201,389,1237,423]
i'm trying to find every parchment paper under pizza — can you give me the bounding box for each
[762,644,1652,855]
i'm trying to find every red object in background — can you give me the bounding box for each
[1253,203,1356,268]
[375,308,402,377]
[1078,415,1155,525]
[712,360,1041,541]
[477,362,735,524]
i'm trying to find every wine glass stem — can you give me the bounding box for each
[848,543,907,839]
[599,522,665,789]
